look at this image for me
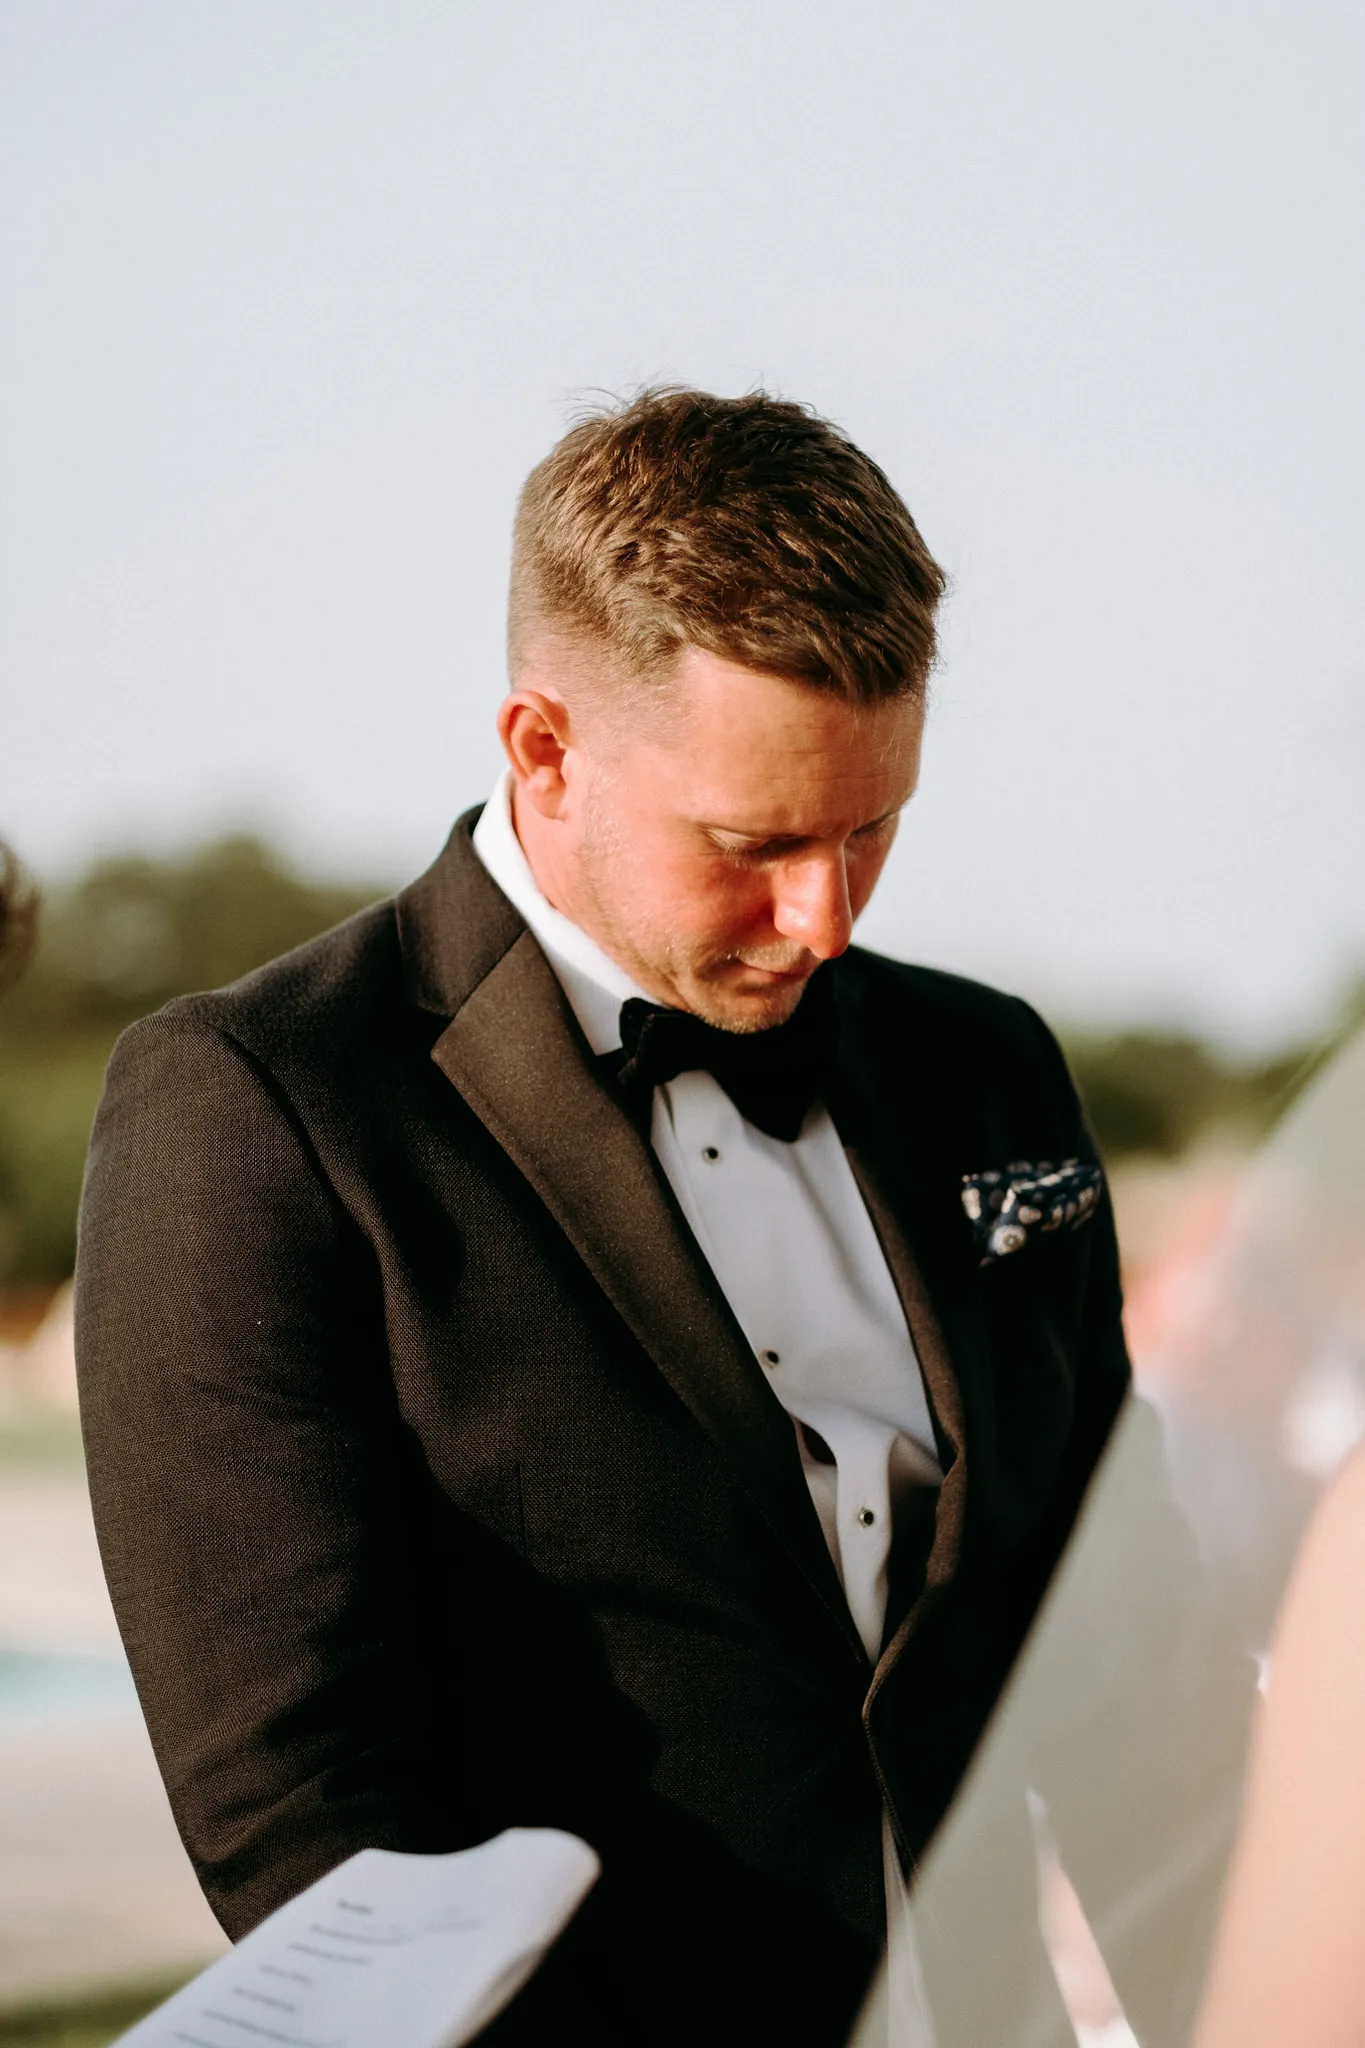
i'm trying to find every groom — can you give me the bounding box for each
[76,390,1238,2044]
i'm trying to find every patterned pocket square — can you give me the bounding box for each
[961,1158,1103,1265]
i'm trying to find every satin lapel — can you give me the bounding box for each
[431,927,862,1659]
[845,1144,969,1672]
[829,975,987,1674]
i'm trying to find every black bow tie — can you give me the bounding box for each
[609,970,838,1142]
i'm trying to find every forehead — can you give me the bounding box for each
[647,649,924,827]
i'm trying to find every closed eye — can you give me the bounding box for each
[706,809,903,861]
[710,832,805,860]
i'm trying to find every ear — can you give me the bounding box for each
[496,689,575,820]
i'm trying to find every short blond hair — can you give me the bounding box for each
[509,388,945,703]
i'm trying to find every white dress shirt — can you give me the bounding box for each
[472,775,938,2044]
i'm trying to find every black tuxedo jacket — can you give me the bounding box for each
[75,815,1209,2043]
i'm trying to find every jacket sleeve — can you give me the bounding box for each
[76,1010,450,1936]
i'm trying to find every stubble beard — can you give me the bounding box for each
[575,804,811,1034]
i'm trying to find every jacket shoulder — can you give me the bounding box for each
[110,898,408,1081]
[841,946,1059,1050]
[838,946,1082,1137]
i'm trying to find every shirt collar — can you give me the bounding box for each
[470,771,648,1056]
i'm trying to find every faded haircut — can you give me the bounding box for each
[508,387,945,704]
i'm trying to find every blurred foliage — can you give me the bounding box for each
[1059,1029,1319,1163]
[1,837,378,1041]
[0,845,39,998]
[0,832,1358,1285]
[0,838,383,1285]
[0,1974,189,2045]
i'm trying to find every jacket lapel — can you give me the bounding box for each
[846,1140,971,1675]
[828,971,984,1672]
[397,819,863,1662]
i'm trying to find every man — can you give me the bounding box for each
[76,391,1235,2045]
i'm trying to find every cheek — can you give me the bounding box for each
[654,853,770,939]
[695,863,775,936]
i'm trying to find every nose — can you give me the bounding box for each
[771,851,854,960]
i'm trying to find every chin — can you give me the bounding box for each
[687,978,808,1034]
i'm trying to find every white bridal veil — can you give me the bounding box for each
[854,1027,1365,2047]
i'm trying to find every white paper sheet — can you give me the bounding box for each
[112,1828,600,2048]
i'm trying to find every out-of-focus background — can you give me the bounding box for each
[1,1,1361,2041]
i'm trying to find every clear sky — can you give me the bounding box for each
[3,0,1361,1049]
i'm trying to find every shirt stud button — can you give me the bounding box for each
[857,1508,876,1528]
[702,1145,720,1162]
[762,1349,780,1367]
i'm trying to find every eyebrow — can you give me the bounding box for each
[702,800,908,843]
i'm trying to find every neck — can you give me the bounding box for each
[507,779,688,1013]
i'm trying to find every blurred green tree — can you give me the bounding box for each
[0,839,384,1284]
[1060,1028,1327,1163]
[2,837,380,1043]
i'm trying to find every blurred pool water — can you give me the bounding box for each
[0,1648,138,1725]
